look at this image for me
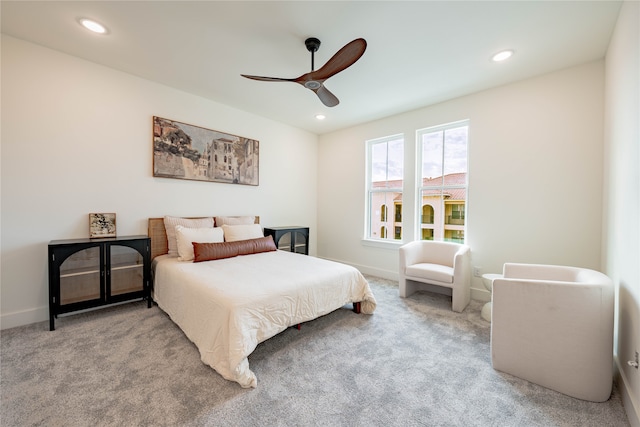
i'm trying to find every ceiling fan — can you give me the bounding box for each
[241,37,367,107]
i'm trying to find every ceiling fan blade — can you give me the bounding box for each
[241,74,296,82]
[307,38,367,81]
[313,84,339,107]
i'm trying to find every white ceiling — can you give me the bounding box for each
[1,1,622,135]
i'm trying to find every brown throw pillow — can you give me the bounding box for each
[193,236,277,262]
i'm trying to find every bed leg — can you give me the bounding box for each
[353,302,361,314]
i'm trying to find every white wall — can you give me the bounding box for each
[0,36,318,329]
[317,60,605,299]
[604,2,639,425]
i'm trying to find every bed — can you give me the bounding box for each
[148,216,376,388]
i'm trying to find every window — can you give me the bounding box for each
[366,135,404,241]
[417,122,468,243]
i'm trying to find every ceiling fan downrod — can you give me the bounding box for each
[305,37,321,71]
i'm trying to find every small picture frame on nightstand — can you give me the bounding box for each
[89,213,116,238]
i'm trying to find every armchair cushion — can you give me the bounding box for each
[405,263,453,284]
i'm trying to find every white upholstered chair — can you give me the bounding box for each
[491,263,614,402]
[398,240,471,312]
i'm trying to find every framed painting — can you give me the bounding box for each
[89,213,116,238]
[153,116,259,186]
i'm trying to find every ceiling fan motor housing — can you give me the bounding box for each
[305,37,321,53]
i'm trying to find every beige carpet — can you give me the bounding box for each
[0,276,630,426]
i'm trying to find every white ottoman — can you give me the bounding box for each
[481,273,502,322]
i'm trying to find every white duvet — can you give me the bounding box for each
[153,250,376,388]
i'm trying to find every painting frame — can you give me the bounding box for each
[152,116,259,186]
[89,213,117,238]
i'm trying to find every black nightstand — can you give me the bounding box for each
[48,235,151,330]
[264,227,309,255]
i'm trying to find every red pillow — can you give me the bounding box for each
[193,236,277,262]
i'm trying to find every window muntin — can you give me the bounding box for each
[366,135,404,241]
[418,122,468,243]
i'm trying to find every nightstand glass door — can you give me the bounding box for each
[292,231,307,254]
[59,246,101,305]
[109,244,144,297]
[277,232,292,251]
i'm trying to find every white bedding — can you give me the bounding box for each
[153,250,376,388]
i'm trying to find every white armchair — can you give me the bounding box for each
[491,263,614,402]
[399,240,471,312]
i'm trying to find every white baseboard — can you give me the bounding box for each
[357,265,399,281]
[616,356,640,427]
[1,306,48,330]
[316,256,399,281]
[318,257,491,302]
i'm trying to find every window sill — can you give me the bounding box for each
[361,238,404,250]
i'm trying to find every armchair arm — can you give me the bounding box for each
[453,245,471,283]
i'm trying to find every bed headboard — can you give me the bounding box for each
[148,216,260,260]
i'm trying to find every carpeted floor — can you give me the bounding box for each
[0,276,631,427]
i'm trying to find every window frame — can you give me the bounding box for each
[364,134,404,244]
[415,120,469,243]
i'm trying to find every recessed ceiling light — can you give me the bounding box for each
[315,114,326,120]
[78,18,108,34]
[492,50,514,62]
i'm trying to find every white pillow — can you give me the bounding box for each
[221,224,263,242]
[215,216,255,226]
[163,216,214,256]
[175,225,224,261]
